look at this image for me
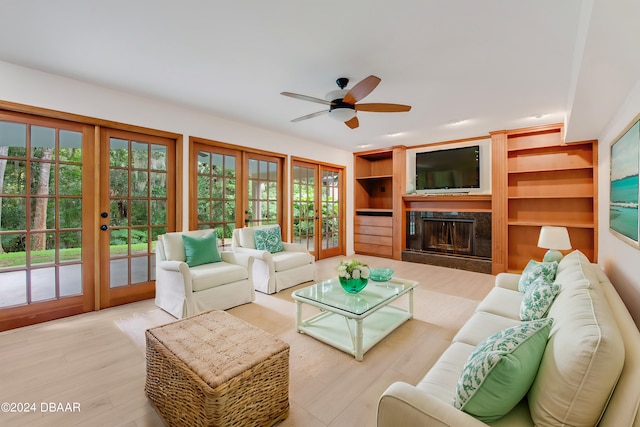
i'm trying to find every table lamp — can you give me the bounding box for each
[537,226,572,262]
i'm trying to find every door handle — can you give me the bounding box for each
[100,225,109,231]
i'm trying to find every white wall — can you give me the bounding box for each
[0,61,355,253]
[597,79,640,327]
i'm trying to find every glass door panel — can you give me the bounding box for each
[246,156,281,227]
[321,166,342,257]
[100,130,175,308]
[193,144,241,246]
[291,160,343,259]
[0,114,94,331]
[292,163,317,256]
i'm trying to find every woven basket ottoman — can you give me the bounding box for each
[145,310,289,426]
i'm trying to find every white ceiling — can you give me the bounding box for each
[0,0,638,151]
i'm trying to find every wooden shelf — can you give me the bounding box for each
[356,175,393,180]
[356,208,393,216]
[508,165,593,174]
[508,221,595,228]
[402,194,492,202]
[402,193,492,212]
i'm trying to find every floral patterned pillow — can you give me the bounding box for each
[520,276,561,321]
[254,226,284,253]
[518,260,558,293]
[453,318,553,422]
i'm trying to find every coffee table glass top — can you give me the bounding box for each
[292,277,416,316]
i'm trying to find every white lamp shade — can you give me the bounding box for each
[537,226,572,250]
[329,108,356,122]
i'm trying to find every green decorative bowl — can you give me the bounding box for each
[338,277,369,294]
[369,268,394,282]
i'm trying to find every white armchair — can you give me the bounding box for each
[232,225,315,294]
[155,229,255,319]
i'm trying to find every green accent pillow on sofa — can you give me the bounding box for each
[518,260,558,293]
[254,226,284,253]
[520,276,561,321]
[453,318,553,422]
[182,231,222,267]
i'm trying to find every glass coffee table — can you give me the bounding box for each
[291,277,417,361]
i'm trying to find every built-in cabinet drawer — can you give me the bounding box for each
[354,215,393,257]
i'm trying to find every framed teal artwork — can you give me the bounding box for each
[610,113,640,248]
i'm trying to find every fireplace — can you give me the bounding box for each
[423,218,474,255]
[404,211,491,273]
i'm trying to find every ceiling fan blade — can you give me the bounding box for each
[281,92,333,105]
[344,116,359,129]
[355,103,412,112]
[342,75,381,105]
[291,109,329,122]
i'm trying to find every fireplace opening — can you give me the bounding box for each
[423,218,474,255]
[405,211,491,259]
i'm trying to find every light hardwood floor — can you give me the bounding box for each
[0,255,495,427]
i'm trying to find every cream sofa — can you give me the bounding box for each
[155,229,255,319]
[232,225,315,294]
[378,250,640,426]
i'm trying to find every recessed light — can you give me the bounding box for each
[357,144,373,148]
[385,132,404,137]
[531,114,546,119]
[448,119,468,126]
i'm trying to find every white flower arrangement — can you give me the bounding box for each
[337,259,370,280]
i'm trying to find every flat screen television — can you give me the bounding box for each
[415,145,480,193]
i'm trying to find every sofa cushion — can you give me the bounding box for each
[453,318,553,422]
[272,251,314,272]
[518,260,558,293]
[519,276,560,321]
[254,226,284,253]
[553,249,596,291]
[528,262,625,426]
[237,227,257,249]
[453,311,521,346]
[475,287,523,320]
[182,232,222,267]
[189,262,248,292]
[417,341,475,402]
[238,224,280,250]
[162,229,215,262]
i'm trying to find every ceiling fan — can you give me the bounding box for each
[280,75,411,129]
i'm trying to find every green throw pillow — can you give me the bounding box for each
[518,260,558,293]
[181,232,221,267]
[254,226,284,253]
[519,276,561,321]
[453,318,553,422]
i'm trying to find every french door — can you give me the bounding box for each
[291,159,344,259]
[99,129,176,308]
[190,139,285,244]
[0,113,95,331]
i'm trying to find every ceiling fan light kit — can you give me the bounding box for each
[281,75,411,129]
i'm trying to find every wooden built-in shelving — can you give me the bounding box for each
[353,147,405,259]
[352,124,598,274]
[502,126,597,272]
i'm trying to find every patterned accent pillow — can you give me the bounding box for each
[520,276,561,321]
[181,231,222,267]
[518,260,558,293]
[453,318,553,422]
[254,226,284,253]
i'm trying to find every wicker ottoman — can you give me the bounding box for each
[145,310,289,426]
